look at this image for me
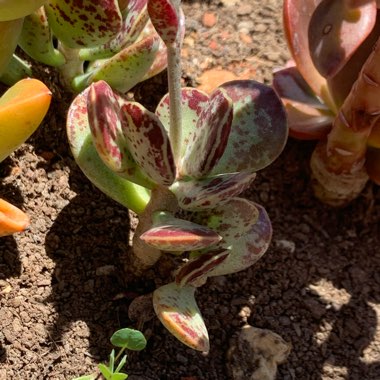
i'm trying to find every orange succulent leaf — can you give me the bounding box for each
[0,78,52,162]
[0,198,29,237]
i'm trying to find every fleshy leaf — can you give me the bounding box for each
[0,19,24,76]
[153,283,209,352]
[368,120,380,148]
[18,7,65,67]
[0,0,46,21]
[0,199,30,237]
[67,88,150,215]
[0,55,32,86]
[156,88,209,158]
[140,216,222,251]
[283,0,337,111]
[366,147,380,185]
[175,248,230,287]
[181,88,233,178]
[75,35,160,93]
[110,328,147,351]
[308,0,377,78]
[0,78,51,162]
[208,202,272,276]
[45,0,123,48]
[210,80,287,174]
[87,81,153,188]
[121,101,175,186]
[148,0,180,45]
[171,172,256,210]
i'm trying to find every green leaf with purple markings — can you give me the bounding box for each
[121,101,175,186]
[87,81,154,188]
[140,214,221,251]
[66,87,151,214]
[153,283,209,352]
[171,172,256,210]
[180,88,233,178]
[19,7,65,67]
[74,35,160,93]
[45,0,123,48]
[156,87,209,157]
[208,202,272,276]
[210,80,287,175]
[0,0,46,21]
[175,248,230,287]
[79,0,150,61]
[148,0,180,45]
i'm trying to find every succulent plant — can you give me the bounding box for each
[0,0,169,93]
[274,0,380,206]
[67,0,287,351]
[0,78,52,236]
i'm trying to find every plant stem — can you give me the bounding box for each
[114,347,126,363]
[167,0,183,166]
[57,42,84,90]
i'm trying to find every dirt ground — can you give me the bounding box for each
[1,0,380,379]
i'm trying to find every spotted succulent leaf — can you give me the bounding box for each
[121,101,175,186]
[210,80,288,175]
[153,283,209,352]
[171,172,256,210]
[175,248,230,287]
[181,88,233,178]
[140,215,221,251]
[45,0,123,48]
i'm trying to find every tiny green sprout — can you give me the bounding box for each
[73,328,147,380]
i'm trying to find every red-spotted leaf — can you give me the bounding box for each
[45,0,123,48]
[121,102,175,186]
[308,0,376,78]
[180,88,233,178]
[148,0,180,45]
[175,248,230,287]
[171,172,256,210]
[67,88,151,214]
[210,80,287,175]
[79,0,150,60]
[366,146,380,185]
[283,0,336,111]
[140,217,221,251]
[208,202,272,276]
[74,35,160,93]
[153,283,209,352]
[156,88,209,158]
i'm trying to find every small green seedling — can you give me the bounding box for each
[73,328,147,380]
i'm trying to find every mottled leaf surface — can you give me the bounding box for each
[153,283,209,352]
[140,217,221,251]
[210,80,288,174]
[171,172,256,210]
[156,88,209,159]
[181,88,233,178]
[309,0,376,78]
[45,0,123,48]
[121,101,175,186]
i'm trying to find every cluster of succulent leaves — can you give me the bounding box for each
[273,0,380,204]
[67,0,288,351]
[0,0,167,92]
[73,328,147,380]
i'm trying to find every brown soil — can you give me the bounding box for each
[1,1,380,379]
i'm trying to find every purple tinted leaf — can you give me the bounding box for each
[175,249,230,287]
[153,283,209,352]
[156,88,210,157]
[210,80,287,174]
[309,0,377,78]
[140,217,222,251]
[148,0,180,45]
[45,0,123,48]
[121,101,175,186]
[273,67,327,109]
[181,88,233,178]
[171,172,256,210]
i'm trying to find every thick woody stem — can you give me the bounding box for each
[311,37,380,206]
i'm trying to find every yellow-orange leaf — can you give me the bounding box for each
[0,78,52,162]
[0,198,29,237]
